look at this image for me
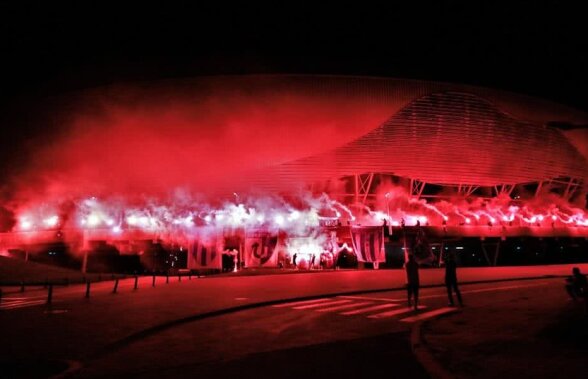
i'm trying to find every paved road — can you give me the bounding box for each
[0,265,585,378]
[72,279,556,378]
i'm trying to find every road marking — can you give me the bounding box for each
[272,298,333,308]
[338,295,398,302]
[368,305,427,318]
[316,301,373,312]
[340,303,400,315]
[385,282,550,302]
[400,307,458,322]
[0,300,45,310]
[293,299,352,310]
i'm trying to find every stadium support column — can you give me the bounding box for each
[562,178,581,201]
[354,173,375,206]
[410,179,426,199]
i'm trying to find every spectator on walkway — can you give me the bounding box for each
[565,267,588,301]
[292,253,298,268]
[405,254,420,310]
[445,251,463,307]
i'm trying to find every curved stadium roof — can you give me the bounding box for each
[231,77,588,191]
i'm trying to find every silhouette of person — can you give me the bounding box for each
[565,267,588,301]
[292,253,298,268]
[310,254,316,270]
[445,252,463,307]
[405,254,420,310]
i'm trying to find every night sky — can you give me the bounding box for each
[1,2,587,181]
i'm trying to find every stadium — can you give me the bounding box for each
[1,75,587,272]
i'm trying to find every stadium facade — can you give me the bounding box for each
[1,76,587,271]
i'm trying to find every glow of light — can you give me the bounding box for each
[530,216,537,223]
[204,215,212,223]
[551,215,557,221]
[489,217,495,223]
[87,214,100,227]
[112,225,122,233]
[274,214,285,226]
[465,218,471,224]
[288,210,300,221]
[183,216,194,227]
[443,216,448,221]
[391,221,400,226]
[127,215,137,225]
[44,215,59,227]
[105,219,115,226]
[538,215,544,221]
[20,218,32,230]
[418,216,427,224]
[256,214,265,223]
[502,215,509,222]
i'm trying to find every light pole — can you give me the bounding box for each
[385,192,391,220]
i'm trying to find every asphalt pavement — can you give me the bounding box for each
[1,264,587,378]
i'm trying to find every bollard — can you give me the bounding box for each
[20,281,25,292]
[112,278,119,294]
[134,275,138,290]
[85,281,91,298]
[44,278,49,288]
[47,284,53,305]
[178,275,182,282]
[152,275,156,287]
[166,274,169,284]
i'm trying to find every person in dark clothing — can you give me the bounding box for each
[565,267,588,301]
[292,253,298,268]
[445,252,463,307]
[405,254,420,310]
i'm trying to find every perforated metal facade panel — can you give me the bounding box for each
[247,91,587,190]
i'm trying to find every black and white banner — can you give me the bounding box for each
[188,237,222,269]
[244,230,278,267]
[350,226,385,263]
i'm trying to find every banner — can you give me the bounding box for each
[350,226,385,263]
[187,237,222,269]
[244,230,278,267]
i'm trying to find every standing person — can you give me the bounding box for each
[445,251,463,307]
[292,252,298,268]
[565,267,588,301]
[310,254,316,270]
[405,254,420,310]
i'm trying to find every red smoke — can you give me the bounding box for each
[10,77,393,205]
